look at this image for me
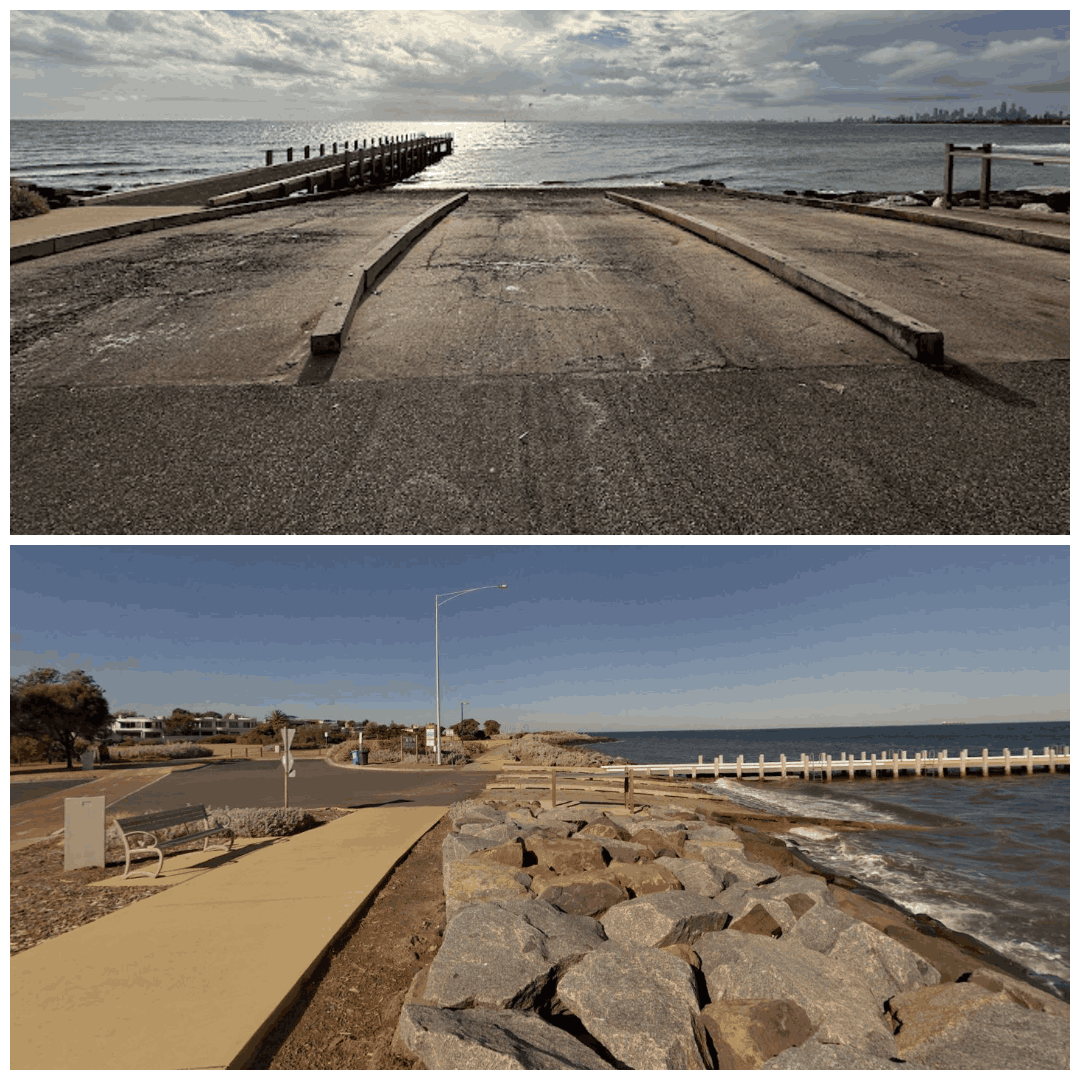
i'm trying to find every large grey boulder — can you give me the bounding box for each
[653,855,728,898]
[397,1003,614,1069]
[443,861,532,922]
[556,941,709,1069]
[424,898,605,1010]
[682,823,739,842]
[537,878,630,918]
[762,1042,917,1069]
[526,834,608,874]
[600,891,732,948]
[755,873,832,902]
[448,801,507,826]
[786,900,859,952]
[599,838,653,863]
[889,983,1070,1069]
[828,920,940,1005]
[700,999,813,1068]
[458,821,522,843]
[685,844,777,886]
[697,929,896,1058]
[443,831,504,865]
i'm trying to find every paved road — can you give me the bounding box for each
[10,188,1068,535]
[10,776,95,805]
[104,760,490,814]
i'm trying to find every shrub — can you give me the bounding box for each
[207,806,318,837]
[11,735,49,764]
[200,734,237,743]
[11,180,49,220]
[119,742,214,761]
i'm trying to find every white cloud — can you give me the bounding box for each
[981,36,1067,62]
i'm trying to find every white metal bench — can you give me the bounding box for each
[112,804,233,879]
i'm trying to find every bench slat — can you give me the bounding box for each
[116,804,209,832]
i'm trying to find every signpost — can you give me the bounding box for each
[282,727,296,808]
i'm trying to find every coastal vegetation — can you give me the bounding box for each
[10,180,49,220]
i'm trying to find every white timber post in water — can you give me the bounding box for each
[1003,747,1011,776]
[892,752,899,778]
[870,753,877,779]
[981,748,989,776]
[1025,747,1034,774]
[779,753,787,778]
[960,748,968,776]
[736,754,744,780]
[758,754,765,781]
[801,753,808,780]
[1048,746,1056,773]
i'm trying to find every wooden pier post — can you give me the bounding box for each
[736,754,744,780]
[779,753,787,778]
[550,768,557,809]
[304,145,310,159]
[1025,747,1034,774]
[847,752,856,780]
[1003,747,1011,776]
[265,150,273,166]
[320,144,325,156]
[892,753,899,778]
[979,142,993,210]
[943,143,955,210]
[801,754,809,780]
[758,754,765,780]
[624,767,635,812]
[870,753,878,779]
[981,748,989,776]
[960,748,968,776]
[714,756,720,779]
[1048,747,1057,773]
[825,756,833,782]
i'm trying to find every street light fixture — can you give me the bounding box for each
[435,584,508,765]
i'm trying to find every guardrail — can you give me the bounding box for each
[943,142,1069,209]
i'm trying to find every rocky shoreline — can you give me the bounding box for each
[393,793,1069,1069]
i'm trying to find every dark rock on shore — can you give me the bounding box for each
[396,796,1070,1069]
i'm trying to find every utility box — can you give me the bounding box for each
[64,796,106,870]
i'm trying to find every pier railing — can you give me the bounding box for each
[207,132,453,208]
[943,142,1069,209]
[600,745,1069,782]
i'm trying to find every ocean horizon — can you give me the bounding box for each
[10,118,1069,196]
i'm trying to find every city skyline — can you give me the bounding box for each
[9,545,1068,732]
[10,10,1070,123]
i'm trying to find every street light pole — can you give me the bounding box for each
[435,584,508,765]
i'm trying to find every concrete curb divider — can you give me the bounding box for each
[10,186,361,264]
[702,185,1070,253]
[310,192,469,354]
[606,190,945,365]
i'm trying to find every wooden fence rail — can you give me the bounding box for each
[599,745,1070,782]
[943,142,1070,209]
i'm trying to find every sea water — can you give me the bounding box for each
[10,118,1069,196]
[595,720,1069,1001]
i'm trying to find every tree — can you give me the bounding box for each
[164,708,198,736]
[265,709,291,733]
[483,720,502,738]
[453,718,481,740]
[11,668,112,770]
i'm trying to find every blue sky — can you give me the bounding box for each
[9,9,1069,122]
[9,545,1068,731]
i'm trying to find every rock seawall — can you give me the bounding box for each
[395,796,1068,1070]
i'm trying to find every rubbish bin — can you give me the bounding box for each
[358,749,369,765]
[350,750,360,765]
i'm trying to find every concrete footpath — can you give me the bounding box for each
[10,803,447,1070]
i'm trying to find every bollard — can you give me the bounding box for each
[265,150,273,166]
[287,147,293,162]
[320,143,325,156]
[304,145,310,159]
[332,142,337,154]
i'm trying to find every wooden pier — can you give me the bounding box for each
[75,131,453,209]
[599,745,1070,782]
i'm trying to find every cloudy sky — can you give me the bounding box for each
[9,544,1068,731]
[9,9,1070,122]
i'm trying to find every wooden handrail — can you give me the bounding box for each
[943,142,1069,210]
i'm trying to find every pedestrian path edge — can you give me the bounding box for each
[10,803,446,1070]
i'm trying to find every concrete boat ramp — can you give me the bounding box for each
[10,187,1068,534]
